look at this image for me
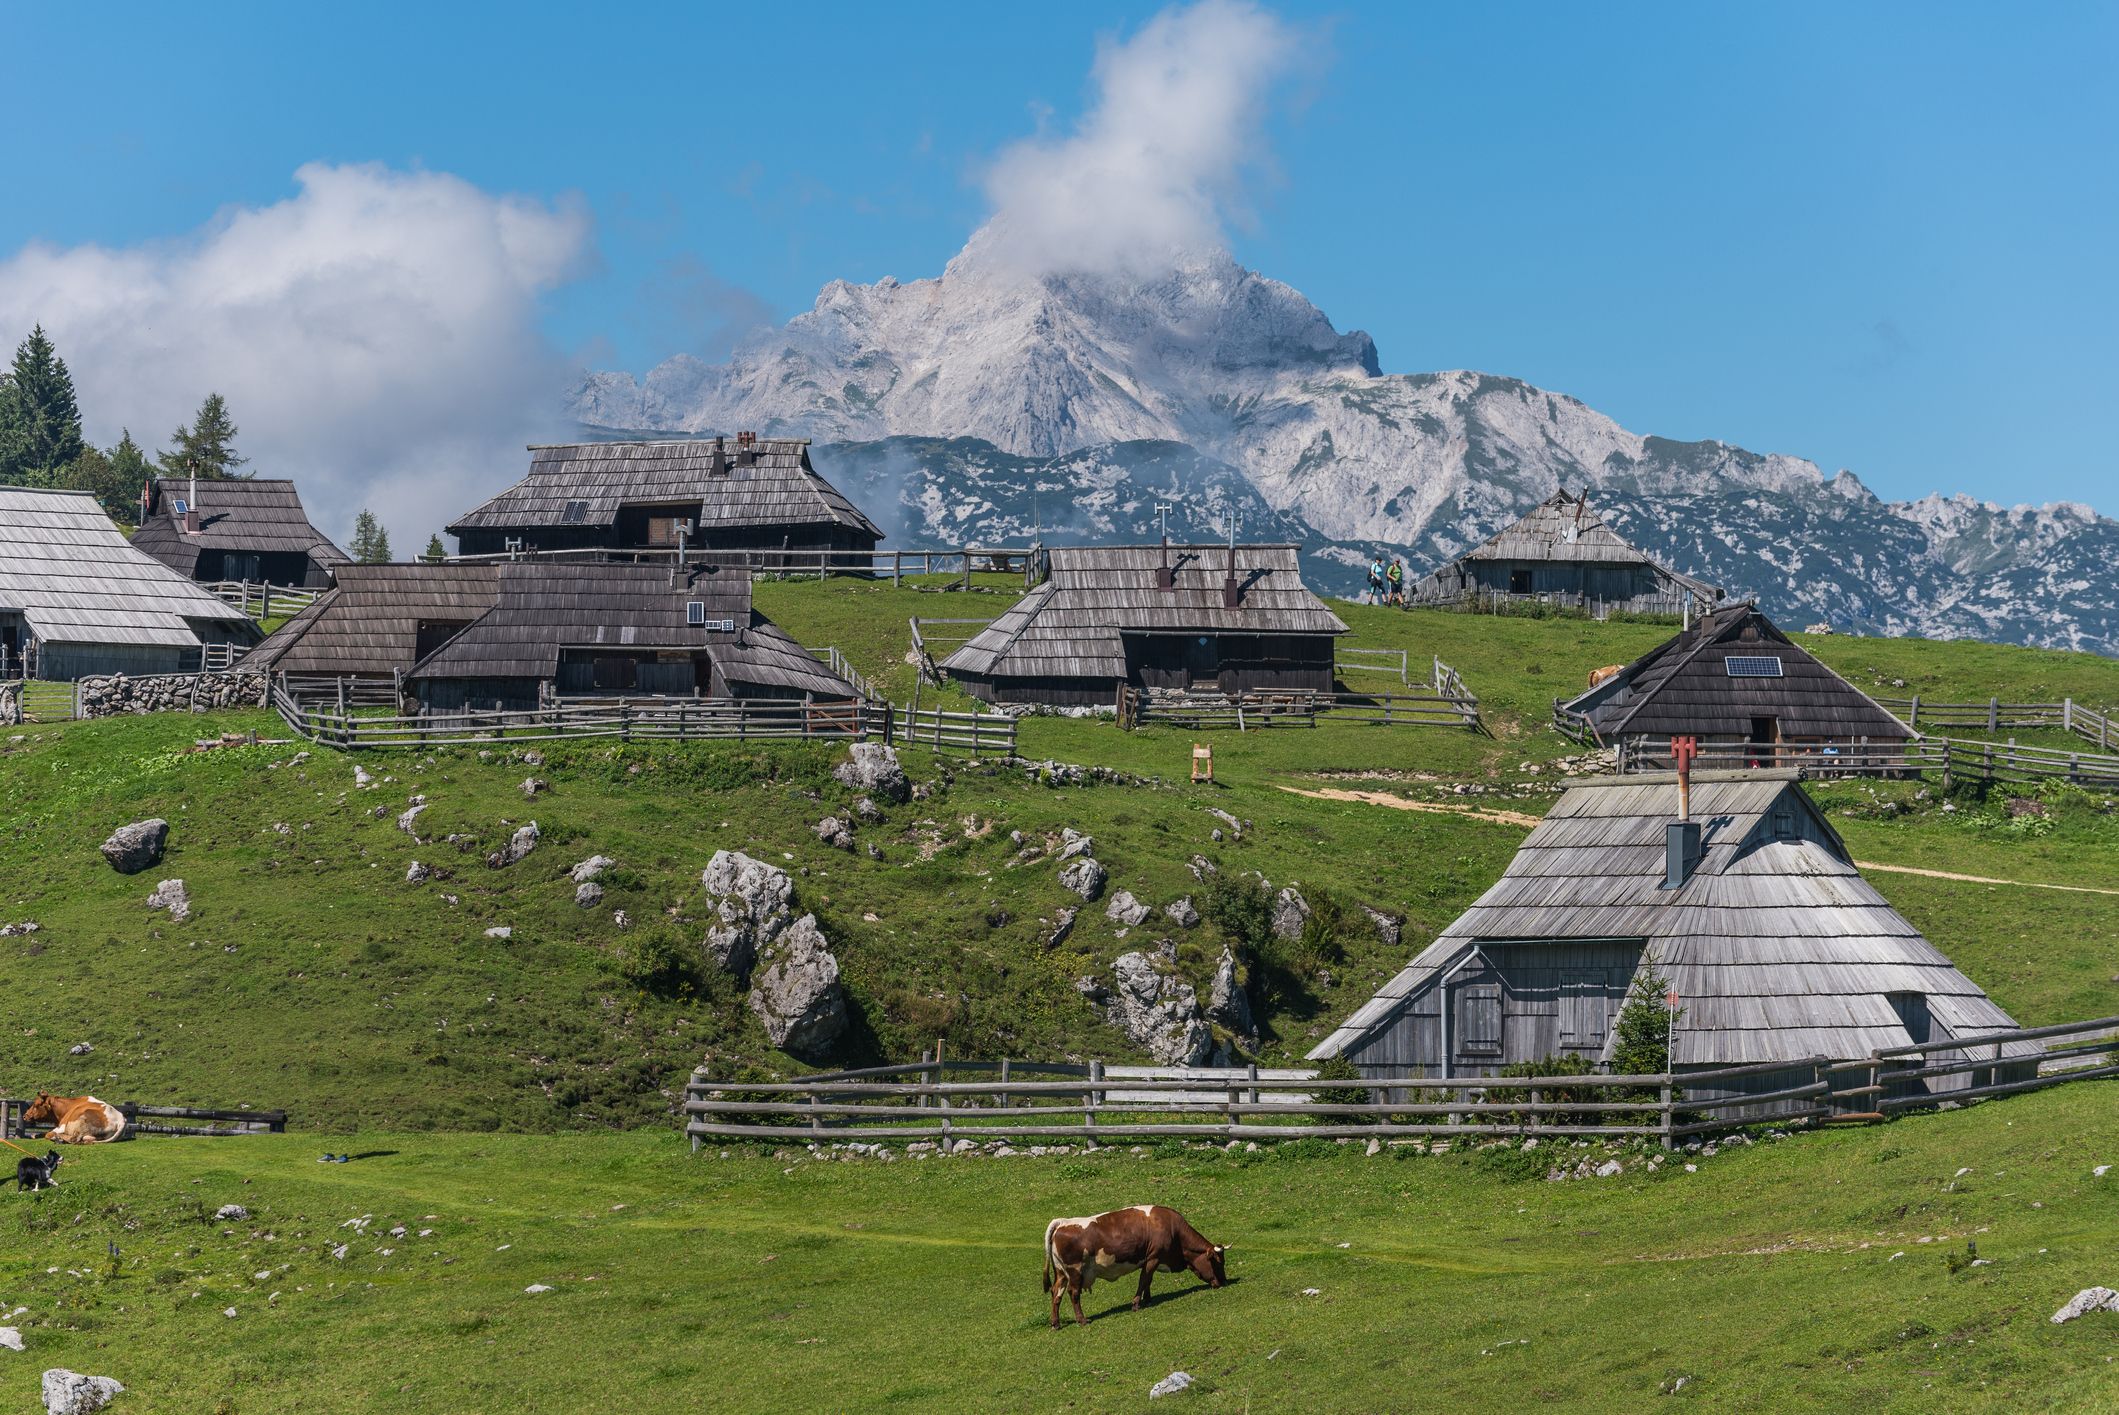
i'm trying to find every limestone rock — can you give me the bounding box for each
[700,850,795,978]
[1058,857,1107,901]
[1271,886,1311,942]
[1059,829,1095,859]
[396,802,429,836]
[41,1370,125,1415]
[569,855,615,884]
[814,815,855,851]
[748,914,848,1059]
[520,776,548,798]
[574,882,604,909]
[146,878,191,922]
[484,926,512,940]
[100,819,168,875]
[1105,890,1151,927]
[851,796,882,822]
[1362,905,1402,948]
[406,861,430,885]
[1045,907,1079,949]
[834,742,909,803]
[2052,1287,2119,1323]
[487,821,540,869]
[1165,896,1201,928]
[1207,947,1255,1044]
[1149,1371,1193,1399]
[1106,951,1214,1066]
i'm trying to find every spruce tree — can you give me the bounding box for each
[109,431,153,518]
[158,392,247,479]
[1610,955,1685,1075]
[349,509,392,564]
[1,325,86,485]
[423,533,448,562]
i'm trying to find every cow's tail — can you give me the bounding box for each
[1041,1218,1061,1292]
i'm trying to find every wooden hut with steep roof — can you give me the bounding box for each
[0,487,257,679]
[446,436,882,562]
[942,543,1348,706]
[403,561,858,713]
[131,477,348,588]
[1561,603,1913,770]
[1411,489,1716,614]
[246,563,503,691]
[1309,769,2034,1112]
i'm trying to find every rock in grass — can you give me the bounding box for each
[1107,952,1213,1066]
[406,861,430,885]
[41,1369,124,1415]
[574,882,604,909]
[814,815,855,851]
[2052,1287,2119,1323]
[1207,947,1254,1044]
[214,1204,248,1221]
[100,819,168,875]
[1361,905,1402,948]
[748,914,848,1059]
[1165,897,1201,928]
[486,821,540,869]
[700,850,795,979]
[146,878,190,922]
[1148,1371,1193,1398]
[396,802,429,836]
[570,855,615,885]
[1058,857,1107,901]
[1105,890,1150,927]
[1270,887,1310,942]
[834,742,909,803]
[0,1326,19,1351]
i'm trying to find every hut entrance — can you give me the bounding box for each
[1184,635,1219,689]
[1508,568,1533,595]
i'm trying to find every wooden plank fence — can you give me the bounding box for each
[1876,695,2116,752]
[0,1098,286,1140]
[1612,735,2119,790]
[446,545,1045,589]
[201,580,323,622]
[1122,681,1478,733]
[685,1016,2117,1149]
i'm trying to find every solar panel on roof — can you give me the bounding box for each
[561,499,589,524]
[1725,655,1784,677]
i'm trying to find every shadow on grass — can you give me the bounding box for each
[1077,1275,1242,1325]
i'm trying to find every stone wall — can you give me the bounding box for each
[75,671,269,719]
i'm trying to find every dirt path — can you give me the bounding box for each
[1852,861,2119,898]
[1277,785,1543,828]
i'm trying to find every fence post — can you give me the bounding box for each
[1659,1078,1674,1149]
[808,1090,822,1141]
[999,1057,1011,1115]
[1247,1061,1259,1108]
[1908,694,1918,730]
[1086,1059,1102,1144]
[1529,1087,1541,1137]
[1989,696,1999,732]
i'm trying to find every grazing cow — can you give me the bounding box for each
[1587,664,1625,690]
[21,1092,127,1144]
[1043,1205,1227,1328]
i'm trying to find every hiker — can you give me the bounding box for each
[1367,556,1387,605]
[1386,558,1405,606]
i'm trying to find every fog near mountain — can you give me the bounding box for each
[574,235,2115,656]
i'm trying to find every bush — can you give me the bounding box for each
[1311,1055,1374,1127]
[1494,1052,1604,1126]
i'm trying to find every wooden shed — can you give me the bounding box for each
[446,436,882,562]
[1411,489,1716,614]
[941,543,1348,706]
[402,561,859,713]
[131,478,349,588]
[1309,770,2034,1112]
[1561,603,1914,769]
[246,563,503,691]
[0,487,257,680]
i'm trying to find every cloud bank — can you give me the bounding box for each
[976,0,1304,278]
[0,162,593,548]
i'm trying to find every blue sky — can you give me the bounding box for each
[2,1,2114,524]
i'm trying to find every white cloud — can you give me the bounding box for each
[975,0,1304,278]
[0,162,594,549]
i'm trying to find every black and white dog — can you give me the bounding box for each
[15,1150,60,1191]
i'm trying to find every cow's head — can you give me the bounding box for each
[1190,1242,1228,1288]
[22,1092,55,1124]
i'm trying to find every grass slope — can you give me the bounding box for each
[2,1084,2115,1412]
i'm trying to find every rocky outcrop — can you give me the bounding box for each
[1207,947,1255,1047]
[41,1369,125,1415]
[1271,887,1311,942]
[699,850,795,978]
[2052,1287,2119,1324]
[405,861,430,885]
[146,878,190,922]
[0,681,20,726]
[570,855,614,884]
[100,819,169,875]
[834,742,909,803]
[486,822,540,869]
[75,669,267,718]
[574,882,604,909]
[1362,905,1402,948]
[1104,890,1150,927]
[1105,952,1213,1066]
[1165,897,1201,929]
[814,815,855,851]
[748,914,848,1059]
[1058,857,1107,901]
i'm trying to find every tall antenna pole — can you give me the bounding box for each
[1154,501,1172,543]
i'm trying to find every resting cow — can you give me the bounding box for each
[21,1092,127,1144]
[1587,664,1625,690]
[1043,1205,1227,1328]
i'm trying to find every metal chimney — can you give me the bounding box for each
[707,435,728,478]
[185,459,200,534]
[1220,517,1239,610]
[1663,735,1702,889]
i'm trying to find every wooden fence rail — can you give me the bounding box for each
[0,1098,286,1140]
[446,545,1045,589]
[200,580,324,622]
[1612,735,2119,790]
[685,1017,2118,1149]
[1123,685,1478,732]
[1875,695,2116,752]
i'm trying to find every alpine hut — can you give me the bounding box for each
[445,436,882,564]
[941,543,1348,706]
[1559,603,1914,771]
[1309,769,2034,1113]
[245,562,503,696]
[1411,489,1716,614]
[402,561,859,713]
[0,487,258,680]
[131,477,349,588]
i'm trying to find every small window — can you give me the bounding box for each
[1771,805,1796,840]
[686,601,706,626]
[1725,655,1784,677]
[1458,983,1503,1056]
[561,499,589,524]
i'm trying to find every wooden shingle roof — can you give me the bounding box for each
[132,478,349,577]
[944,544,1347,681]
[0,487,250,648]
[1429,489,1716,593]
[406,561,857,698]
[1311,771,2025,1067]
[247,563,502,676]
[445,439,881,540]
[1564,604,1913,741]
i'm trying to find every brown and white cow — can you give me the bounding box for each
[21,1092,127,1144]
[1043,1205,1227,1328]
[1587,664,1625,690]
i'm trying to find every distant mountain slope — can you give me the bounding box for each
[574,227,2116,655]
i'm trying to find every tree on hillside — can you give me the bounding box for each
[108,431,153,519]
[423,533,448,561]
[158,392,247,479]
[349,509,392,563]
[0,325,87,486]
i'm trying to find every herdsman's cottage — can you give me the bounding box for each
[1411,489,1717,614]
[402,562,859,712]
[446,436,883,562]
[1559,603,1914,769]
[246,563,503,690]
[942,543,1348,706]
[131,477,348,588]
[0,487,257,679]
[1310,769,2032,1112]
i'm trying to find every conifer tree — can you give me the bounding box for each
[0,325,86,485]
[423,533,448,561]
[349,509,393,563]
[158,392,247,479]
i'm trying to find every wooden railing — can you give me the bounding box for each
[1406,587,1695,620]
[1876,695,2116,752]
[446,545,1044,589]
[909,617,993,685]
[201,580,323,621]
[684,1016,2118,1150]
[1122,682,1478,732]
[1613,735,2119,789]
[0,1098,286,1139]
[802,645,882,703]
[886,704,1017,756]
